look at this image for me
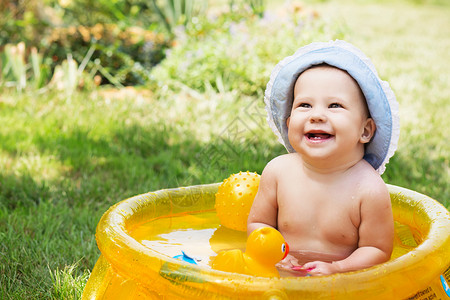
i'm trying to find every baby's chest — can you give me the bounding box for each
[277,189,360,244]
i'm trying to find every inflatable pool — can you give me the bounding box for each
[82,183,450,300]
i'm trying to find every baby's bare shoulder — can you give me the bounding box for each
[263,154,301,176]
[352,160,390,205]
[266,153,300,168]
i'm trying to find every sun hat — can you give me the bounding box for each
[264,40,399,174]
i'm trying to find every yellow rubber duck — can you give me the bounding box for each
[211,227,289,277]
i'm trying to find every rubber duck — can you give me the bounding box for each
[211,227,289,277]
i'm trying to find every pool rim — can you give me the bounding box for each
[93,183,450,298]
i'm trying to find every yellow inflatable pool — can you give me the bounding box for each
[82,184,450,300]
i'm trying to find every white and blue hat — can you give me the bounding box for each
[265,40,400,174]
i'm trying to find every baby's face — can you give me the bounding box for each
[287,65,374,163]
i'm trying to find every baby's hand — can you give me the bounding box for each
[301,261,340,276]
[276,254,312,277]
[277,254,301,269]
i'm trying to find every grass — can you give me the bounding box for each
[1,0,449,299]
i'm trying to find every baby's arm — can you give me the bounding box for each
[304,179,394,276]
[247,158,280,235]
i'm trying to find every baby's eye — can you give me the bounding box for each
[298,103,311,108]
[329,103,343,109]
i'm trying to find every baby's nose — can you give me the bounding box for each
[309,108,327,123]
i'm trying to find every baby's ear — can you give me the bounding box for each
[360,118,376,144]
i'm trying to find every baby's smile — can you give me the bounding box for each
[305,130,334,142]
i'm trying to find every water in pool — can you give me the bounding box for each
[128,211,420,271]
[129,211,247,267]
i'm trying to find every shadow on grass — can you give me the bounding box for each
[0,173,51,209]
[3,118,446,210]
[24,121,281,209]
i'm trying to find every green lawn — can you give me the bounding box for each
[0,1,449,299]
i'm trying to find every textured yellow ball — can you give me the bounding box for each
[215,171,260,231]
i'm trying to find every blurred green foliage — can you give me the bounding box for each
[0,0,173,87]
[151,0,206,36]
[45,24,170,85]
[54,0,157,26]
[151,4,345,96]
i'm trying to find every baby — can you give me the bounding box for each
[247,40,400,276]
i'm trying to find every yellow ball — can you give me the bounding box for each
[215,171,260,231]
